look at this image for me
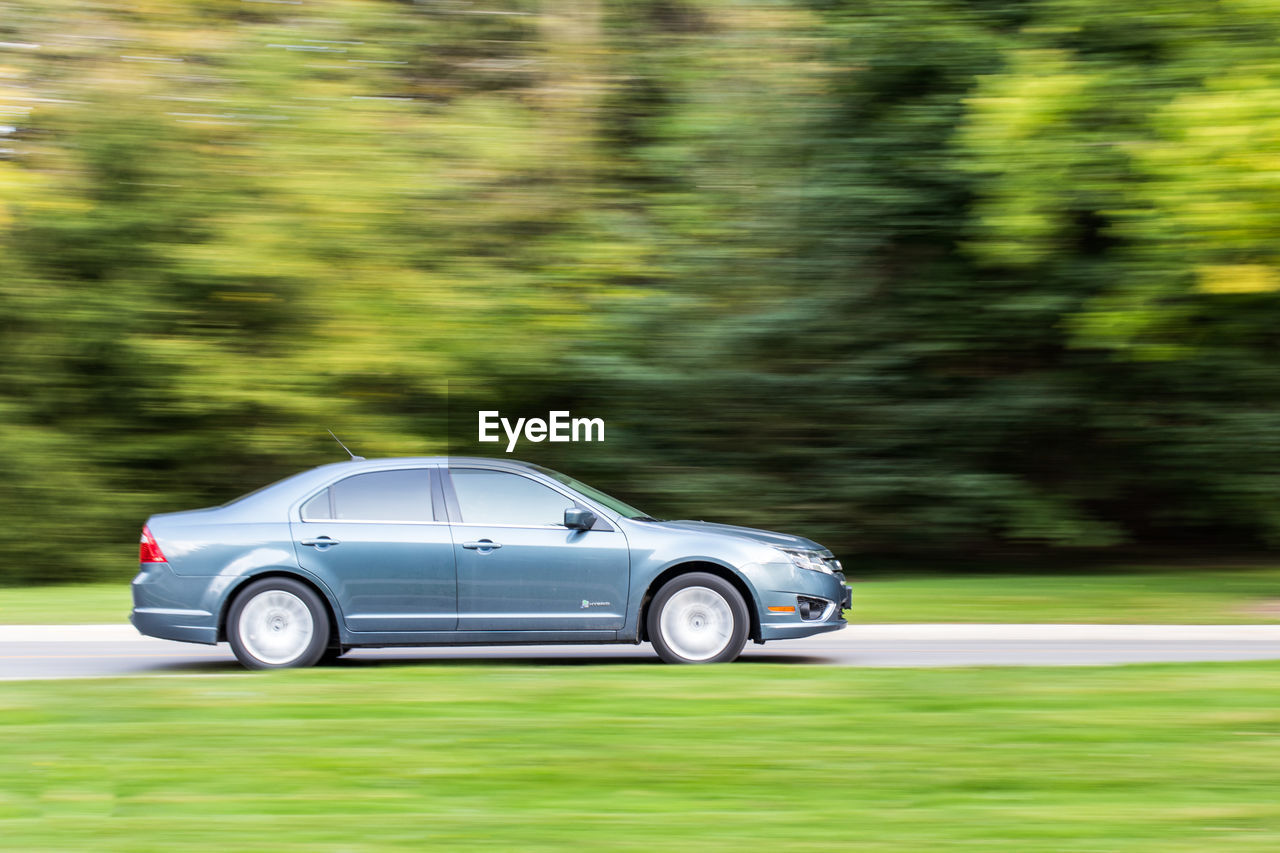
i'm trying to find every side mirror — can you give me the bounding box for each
[564,507,597,531]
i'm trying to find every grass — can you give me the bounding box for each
[2,662,1280,850]
[5,564,1280,625]
[0,583,132,624]
[850,565,1280,623]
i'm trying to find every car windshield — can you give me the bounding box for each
[528,464,656,520]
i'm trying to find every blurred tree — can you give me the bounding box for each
[3,0,1280,582]
[957,0,1280,547]
[582,0,1280,555]
[0,0,643,580]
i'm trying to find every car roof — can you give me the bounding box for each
[315,456,542,471]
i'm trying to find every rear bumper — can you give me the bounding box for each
[131,562,218,645]
[130,608,218,645]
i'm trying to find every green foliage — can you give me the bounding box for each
[3,0,1280,581]
[577,0,1280,555]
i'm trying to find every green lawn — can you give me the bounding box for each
[1,662,1279,850]
[0,583,132,624]
[5,565,1280,625]
[850,566,1280,623]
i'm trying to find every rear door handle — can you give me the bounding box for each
[301,537,340,547]
[462,539,502,551]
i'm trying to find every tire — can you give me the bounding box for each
[227,577,330,670]
[647,572,749,664]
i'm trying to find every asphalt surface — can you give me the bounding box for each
[2,623,1280,679]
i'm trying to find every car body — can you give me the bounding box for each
[131,457,850,668]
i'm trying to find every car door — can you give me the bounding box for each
[291,467,457,633]
[444,466,629,632]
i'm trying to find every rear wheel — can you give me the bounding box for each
[228,578,330,670]
[648,572,749,664]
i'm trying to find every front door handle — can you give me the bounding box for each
[301,537,340,547]
[462,539,502,551]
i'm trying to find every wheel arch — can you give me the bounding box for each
[638,561,761,644]
[217,570,341,646]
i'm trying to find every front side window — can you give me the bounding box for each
[450,468,574,526]
[315,469,433,523]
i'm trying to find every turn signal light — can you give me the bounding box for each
[767,605,796,613]
[139,525,168,563]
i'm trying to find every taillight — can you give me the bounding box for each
[139,525,168,563]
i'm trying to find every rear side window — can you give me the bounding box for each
[300,490,332,520]
[450,468,574,526]
[308,469,434,523]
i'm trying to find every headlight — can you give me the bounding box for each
[775,548,836,575]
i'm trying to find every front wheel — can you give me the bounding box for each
[648,572,749,664]
[227,578,330,670]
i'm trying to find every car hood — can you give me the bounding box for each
[647,519,828,552]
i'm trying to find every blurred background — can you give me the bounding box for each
[4,0,1280,584]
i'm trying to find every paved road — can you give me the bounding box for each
[3,623,1280,680]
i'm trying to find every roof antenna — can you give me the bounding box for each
[327,429,365,461]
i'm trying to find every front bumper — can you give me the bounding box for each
[754,562,851,642]
[759,618,846,641]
